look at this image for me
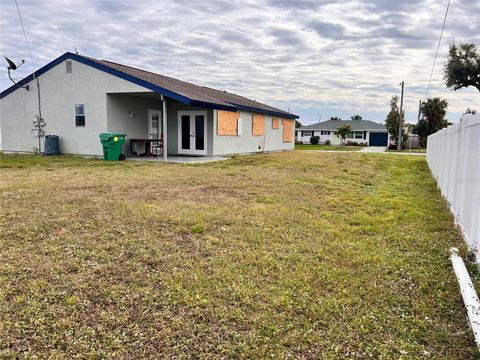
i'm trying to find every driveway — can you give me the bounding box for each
[358,146,386,153]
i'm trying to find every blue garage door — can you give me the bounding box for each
[369,132,388,146]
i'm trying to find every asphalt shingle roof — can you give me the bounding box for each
[82,55,298,119]
[0,52,298,119]
[298,119,386,131]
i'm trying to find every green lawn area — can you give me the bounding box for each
[0,152,475,358]
[386,148,427,153]
[295,143,363,151]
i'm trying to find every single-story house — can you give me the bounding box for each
[296,119,390,146]
[0,52,298,159]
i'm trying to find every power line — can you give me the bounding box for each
[425,0,451,98]
[14,0,43,155]
[14,0,35,69]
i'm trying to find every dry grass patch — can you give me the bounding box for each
[0,152,476,358]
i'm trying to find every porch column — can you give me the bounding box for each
[161,95,167,161]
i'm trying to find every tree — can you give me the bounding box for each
[444,42,480,92]
[420,98,449,133]
[335,124,352,147]
[329,116,341,121]
[295,120,303,128]
[385,96,406,148]
[464,108,477,115]
[412,119,430,148]
[413,97,449,147]
[351,115,363,121]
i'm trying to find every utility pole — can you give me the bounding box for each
[417,99,422,122]
[397,81,404,151]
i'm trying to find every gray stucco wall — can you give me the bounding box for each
[0,58,150,155]
[1,57,293,157]
[213,111,295,155]
[106,94,164,156]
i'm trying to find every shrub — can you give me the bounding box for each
[310,136,320,145]
[325,140,331,145]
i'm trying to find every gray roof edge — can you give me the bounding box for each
[296,127,387,131]
[296,119,386,131]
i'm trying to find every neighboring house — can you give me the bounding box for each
[0,52,298,158]
[296,119,389,146]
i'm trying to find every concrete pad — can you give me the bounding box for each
[127,156,228,164]
[358,147,387,153]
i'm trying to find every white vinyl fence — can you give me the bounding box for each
[426,114,480,258]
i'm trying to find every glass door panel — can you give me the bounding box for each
[181,115,191,150]
[195,115,205,151]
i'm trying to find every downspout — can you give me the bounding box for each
[161,94,167,162]
[450,248,480,347]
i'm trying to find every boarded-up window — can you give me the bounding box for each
[272,117,279,129]
[217,110,240,136]
[282,119,294,142]
[252,114,265,136]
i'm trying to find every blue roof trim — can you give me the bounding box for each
[234,104,299,119]
[0,52,298,119]
[0,53,71,99]
[0,52,194,105]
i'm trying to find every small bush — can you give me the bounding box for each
[310,136,320,145]
[325,140,331,145]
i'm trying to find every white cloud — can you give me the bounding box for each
[1,0,478,124]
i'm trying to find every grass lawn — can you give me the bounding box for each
[386,148,427,153]
[295,144,363,151]
[0,152,476,358]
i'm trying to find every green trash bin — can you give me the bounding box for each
[99,133,126,161]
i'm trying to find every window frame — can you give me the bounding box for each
[354,131,364,139]
[75,104,85,127]
[347,131,363,139]
[303,131,313,137]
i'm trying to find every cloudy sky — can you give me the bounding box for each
[0,0,478,124]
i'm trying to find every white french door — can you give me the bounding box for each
[178,111,207,155]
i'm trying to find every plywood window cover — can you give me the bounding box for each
[282,118,294,142]
[217,110,240,136]
[252,114,265,136]
[272,117,279,129]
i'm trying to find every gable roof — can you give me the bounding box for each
[297,119,386,131]
[0,52,298,119]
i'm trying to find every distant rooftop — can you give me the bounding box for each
[297,119,386,131]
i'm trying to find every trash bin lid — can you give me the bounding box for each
[99,133,114,141]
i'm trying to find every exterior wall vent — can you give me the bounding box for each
[66,61,72,73]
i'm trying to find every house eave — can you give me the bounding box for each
[0,52,294,118]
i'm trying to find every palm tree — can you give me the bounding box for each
[351,115,363,121]
[420,98,449,133]
[335,124,352,147]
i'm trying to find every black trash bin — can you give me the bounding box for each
[44,135,60,156]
